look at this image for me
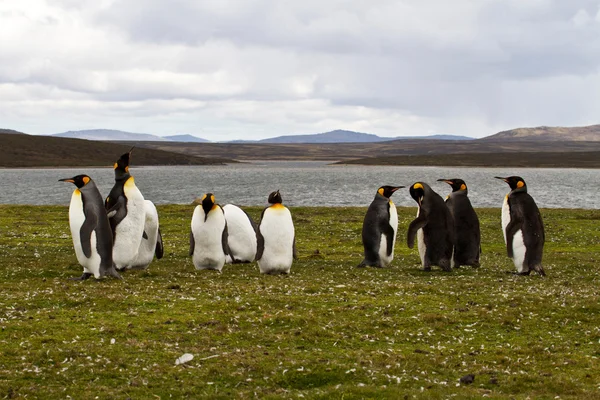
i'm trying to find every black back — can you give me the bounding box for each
[105,151,133,236]
[445,188,481,266]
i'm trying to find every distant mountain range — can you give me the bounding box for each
[483,124,600,141]
[51,128,472,143]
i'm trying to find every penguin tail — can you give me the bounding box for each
[532,264,546,277]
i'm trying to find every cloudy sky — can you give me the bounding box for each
[2,0,600,140]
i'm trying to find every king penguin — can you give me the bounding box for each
[256,190,297,275]
[357,185,404,268]
[495,176,545,276]
[129,200,164,270]
[223,204,258,264]
[105,149,147,271]
[438,178,481,268]
[190,193,230,271]
[59,175,121,280]
[407,182,455,271]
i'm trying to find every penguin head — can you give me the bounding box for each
[200,193,216,215]
[268,190,283,204]
[113,147,134,180]
[377,185,404,199]
[409,182,426,206]
[438,178,467,193]
[59,174,92,189]
[495,176,527,191]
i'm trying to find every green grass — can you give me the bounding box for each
[1,205,600,399]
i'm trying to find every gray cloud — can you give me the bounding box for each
[1,0,600,139]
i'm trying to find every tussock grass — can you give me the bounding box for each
[1,205,600,398]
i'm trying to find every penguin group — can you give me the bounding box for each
[359,177,545,276]
[60,151,297,279]
[60,153,544,279]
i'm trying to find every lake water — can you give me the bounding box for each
[0,161,599,209]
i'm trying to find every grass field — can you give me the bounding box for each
[1,205,600,399]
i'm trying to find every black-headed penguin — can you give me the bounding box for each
[59,175,121,280]
[495,176,545,276]
[256,190,297,274]
[407,182,455,271]
[438,178,481,268]
[357,185,404,268]
[223,204,258,264]
[105,149,147,271]
[190,193,230,271]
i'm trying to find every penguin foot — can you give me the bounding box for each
[70,273,93,281]
[532,265,546,277]
[511,271,531,276]
[356,261,367,268]
[422,266,432,272]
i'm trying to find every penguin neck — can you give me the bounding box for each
[115,171,131,182]
[270,203,285,209]
[510,186,527,196]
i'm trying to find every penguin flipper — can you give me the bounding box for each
[79,212,98,259]
[142,230,148,240]
[222,222,231,256]
[155,228,164,259]
[407,214,428,249]
[384,224,395,257]
[256,229,265,261]
[292,235,298,260]
[505,217,523,258]
[189,230,195,256]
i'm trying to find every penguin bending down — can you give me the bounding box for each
[256,190,297,275]
[190,193,230,271]
[438,179,481,268]
[105,149,146,271]
[59,175,121,280]
[495,176,545,276]
[357,185,403,268]
[129,200,164,270]
[223,204,257,263]
[407,182,455,271]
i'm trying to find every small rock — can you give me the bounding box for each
[175,353,194,365]
[460,374,475,385]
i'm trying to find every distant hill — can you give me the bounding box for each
[483,124,600,141]
[0,133,231,168]
[164,134,210,143]
[54,129,169,142]
[0,129,26,135]
[255,129,472,144]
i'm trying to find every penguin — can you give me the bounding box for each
[438,178,481,268]
[105,149,146,271]
[222,204,258,264]
[59,175,121,280]
[129,200,164,270]
[256,190,297,275]
[190,193,230,271]
[495,176,545,276]
[357,185,404,268]
[407,182,455,271]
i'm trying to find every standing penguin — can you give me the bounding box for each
[495,176,545,276]
[438,178,481,268]
[190,193,230,271]
[256,190,297,274]
[129,200,164,270]
[407,182,454,271]
[105,149,146,271]
[357,185,404,268]
[223,204,258,263]
[59,175,121,280]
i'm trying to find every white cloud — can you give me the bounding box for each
[1,0,600,140]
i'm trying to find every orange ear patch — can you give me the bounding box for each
[82,176,90,185]
[460,184,466,190]
[210,195,215,204]
[413,183,424,190]
[113,163,118,169]
[517,181,524,188]
[378,188,384,196]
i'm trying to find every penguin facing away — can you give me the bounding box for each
[190,193,230,271]
[495,176,545,276]
[105,149,146,271]
[438,178,481,268]
[59,175,121,280]
[357,185,404,268]
[407,182,455,272]
[129,200,164,270]
[223,204,258,264]
[256,190,297,275]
